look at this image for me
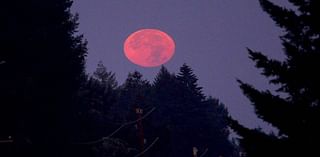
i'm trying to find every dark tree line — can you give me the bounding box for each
[73,63,238,157]
[229,0,320,156]
[0,0,237,157]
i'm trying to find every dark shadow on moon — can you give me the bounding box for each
[147,46,167,64]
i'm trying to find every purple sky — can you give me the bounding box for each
[71,0,292,130]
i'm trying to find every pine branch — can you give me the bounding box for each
[0,140,13,143]
[259,0,301,35]
[288,0,310,13]
[247,48,288,84]
[237,80,295,135]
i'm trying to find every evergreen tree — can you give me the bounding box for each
[200,98,239,157]
[177,63,205,104]
[72,64,121,157]
[0,0,87,156]
[152,66,179,126]
[229,0,320,156]
[152,65,237,157]
[113,71,152,153]
[92,61,119,121]
[150,66,179,157]
[73,63,118,142]
[118,71,152,117]
[93,61,118,89]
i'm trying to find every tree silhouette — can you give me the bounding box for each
[229,0,320,156]
[118,71,152,120]
[177,63,205,102]
[151,65,237,157]
[93,61,118,89]
[1,0,87,156]
[73,62,118,145]
[58,64,238,157]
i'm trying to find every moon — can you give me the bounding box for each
[124,29,175,67]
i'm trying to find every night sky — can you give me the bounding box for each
[71,0,292,130]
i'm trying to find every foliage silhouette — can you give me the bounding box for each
[229,0,320,156]
[1,0,87,156]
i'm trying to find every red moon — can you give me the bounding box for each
[124,29,175,67]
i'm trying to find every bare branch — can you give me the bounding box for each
[0,140,13,143]
[199,148,208,157]
[74,107,156,145]
[134,137,159,157]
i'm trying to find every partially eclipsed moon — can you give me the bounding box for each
[124,29,175,67]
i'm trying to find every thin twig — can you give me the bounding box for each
[105,107,156,139]
[75,138,104,145]
[134,137,159,157]
[199,148,208,157]
[0,140,13,143]
[75,107,156,145]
